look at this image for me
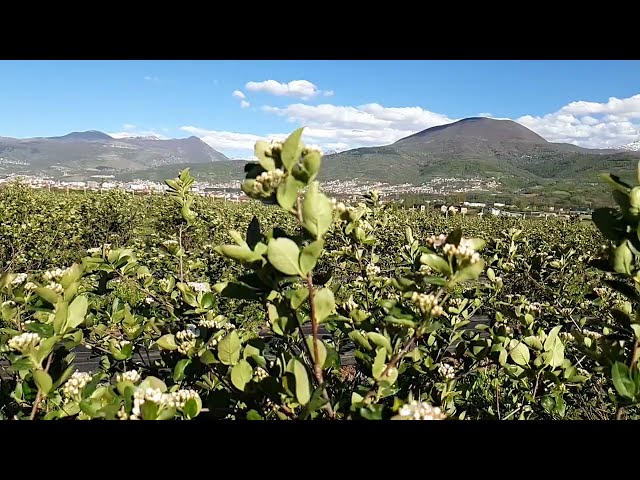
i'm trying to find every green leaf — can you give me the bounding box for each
[33,370,53,395]
[299,240,324,275]
[288,288,309,310]
[218,330,241,366]
[292,358,311,405]
[464,238,486,251]
[183,397,201,419]
[305,336,327,368]
[281,127,305,171]
[267,237,303,276]
[510,342,530,366]
[157,334,178,351]
[544,326,562,351]
[366,332,392,355]
[372,347,387,379]
[612,362,636,400]
[254,140,276,171]
[593,208,624,241]
[139,376,167,393]
[487,268,495,282]
[301,182,333,240]
[231,359,253,392]
[601,173,632,192]
[302,150,321,181]
[451,259,485,285]
[214,244,261,264]
[53,301,69,335]
[141,401,159,420]
[66,294,88,329]
[349,330,372,350]
[613,241,634,275]
[276,175,302,211]
[173,359,192,383]
[523,336,543,351]
[36,287,61,305]
[247,409,264,420]
[313,288,335,323]
[420,254,451,276]
[545,339,565,369]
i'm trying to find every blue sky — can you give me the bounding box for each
[1,60,640,157]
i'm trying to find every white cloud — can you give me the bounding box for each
[517,94,640,148]
[144,75,159,82]
[179,126,286,152]
[477,112,493,118]
[245,79,330,100]
[123,124,137,130]
[182,92,640,157]
[232,90,246,99]
[262,102,454,149]
[323,90,335,97]
[240,100,250,109]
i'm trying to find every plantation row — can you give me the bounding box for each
[0,128,638,420]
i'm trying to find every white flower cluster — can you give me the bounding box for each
[163,239,179,246]
[145,296,154,305]
[130,387,165,419]
[343,297,358,312]
[330,198,347,213]
[115,370,142,384]
[393,400,446,420]
[559,332,575,342]
[523,302,542,314]
[176,329,197,355]
[43,268,67,281]
[10,273,28,286]
[438,363,455,379]
[366,263,381,277]
[583,329,602,340]
[63,371,92,400]
[252,168,286,195]
[254,367,268,380]
[442,240,481,264]
[411,292,444,316]
[46,282,64,294]
[128,387,200,420]
[8,332,40,353]
[24,281,38,291]
[87,247,101,254]
[418,264,433,274]
[187,281,209,293]
[170,389,199,409]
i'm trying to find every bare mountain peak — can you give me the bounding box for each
[395,117,547,145]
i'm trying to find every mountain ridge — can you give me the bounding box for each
[0,130,229,177]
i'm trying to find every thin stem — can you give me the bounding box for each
[306,272,335,419]
[30,353,54,420]
[178,224,184,282]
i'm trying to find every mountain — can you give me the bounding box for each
[49,131,115,142]
[0,131,228,178]
[319,117,640,186]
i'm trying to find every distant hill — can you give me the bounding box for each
[0,130,228,178]
[319,117,640,186]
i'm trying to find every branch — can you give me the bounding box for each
[30,353,54,420]
[306,272,335,419]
